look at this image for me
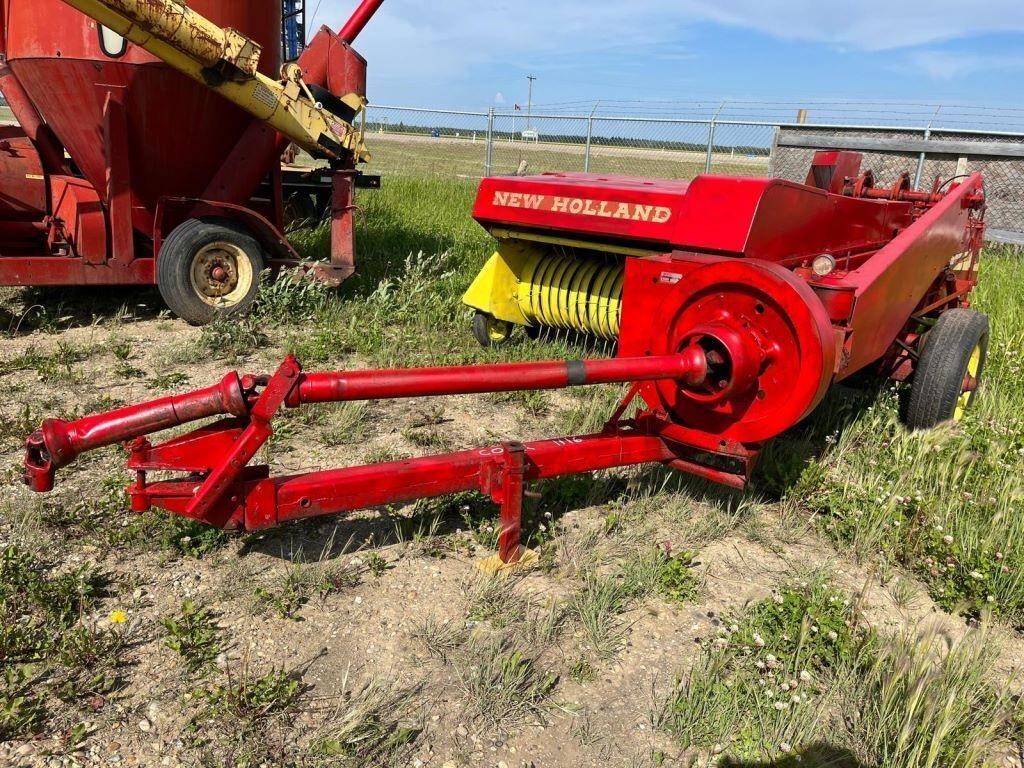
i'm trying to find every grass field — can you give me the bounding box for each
[367,132,770,180]
[1,174,1023,767]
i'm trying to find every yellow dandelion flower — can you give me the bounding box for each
[109,610,128,625]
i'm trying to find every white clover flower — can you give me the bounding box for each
[828,631,838,641]
[774,701,789,711]
[780,742,792,754]
[753,633,766,648]
[800,670,812,683]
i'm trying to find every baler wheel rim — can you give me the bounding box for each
[472,311,513,348]
[904,308,990,430]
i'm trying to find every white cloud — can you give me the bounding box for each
[907,50,1024,80]
[322,0,1024,56]
[312,1,1024,102]
[675,0,1024,51]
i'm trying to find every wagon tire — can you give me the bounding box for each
[157,218,265,326]
[904,308,990,430]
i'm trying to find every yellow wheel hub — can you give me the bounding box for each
[189,242,254,309]
[954,342,983,422]
[483,315,512,342]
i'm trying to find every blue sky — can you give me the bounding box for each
[314,1,1024,118]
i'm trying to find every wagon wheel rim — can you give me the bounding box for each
[189,241,254,308]
[954,342,983,422]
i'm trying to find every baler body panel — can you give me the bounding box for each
[4,0,282,231]
[474,173,692,251]
[474,172,915,263]
[838,173,984,374]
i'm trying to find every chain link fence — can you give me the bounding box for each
[364,107,777,182]
[360,104,1024,238]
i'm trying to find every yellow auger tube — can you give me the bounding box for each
[464,247,624,341]
[60,0,368,162]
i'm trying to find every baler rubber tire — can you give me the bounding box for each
[472,311,513,348]
[904,308,989,430]
[157,218,265,327]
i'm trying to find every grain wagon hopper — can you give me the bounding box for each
[0,0,384,324]
[24,150,988,568]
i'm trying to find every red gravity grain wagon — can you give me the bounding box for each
[24,150,989,569]
[0,0,384,324]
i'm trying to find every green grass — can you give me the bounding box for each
[658,579,1020,766]
[0,546,128,740]
[659,579,862,761]
[161,600,223,674]
[365,131,769,181]
[786,250,1024,623]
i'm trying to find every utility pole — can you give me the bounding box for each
[526,75,537,131]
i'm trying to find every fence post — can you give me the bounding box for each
[584,101,600,173]
[705,101,726,174]
[914,105,942,190]
[485,108,495,177]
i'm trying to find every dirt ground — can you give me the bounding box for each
[1,288,1022,768]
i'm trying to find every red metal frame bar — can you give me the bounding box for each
[103,90,134,266]
[25,349,707,490]
[25,348,712,563]
[339,0,385,44]
[288,349,707,406]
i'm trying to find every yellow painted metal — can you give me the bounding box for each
[60,0,369,162]
[954,342,983,421]
[462,241,538,325]
[463,242,624,340]
[475,548,539,575]
[77,0,261,74]
[487,228,661,258]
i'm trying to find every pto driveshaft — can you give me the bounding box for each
[24,348,708,493]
